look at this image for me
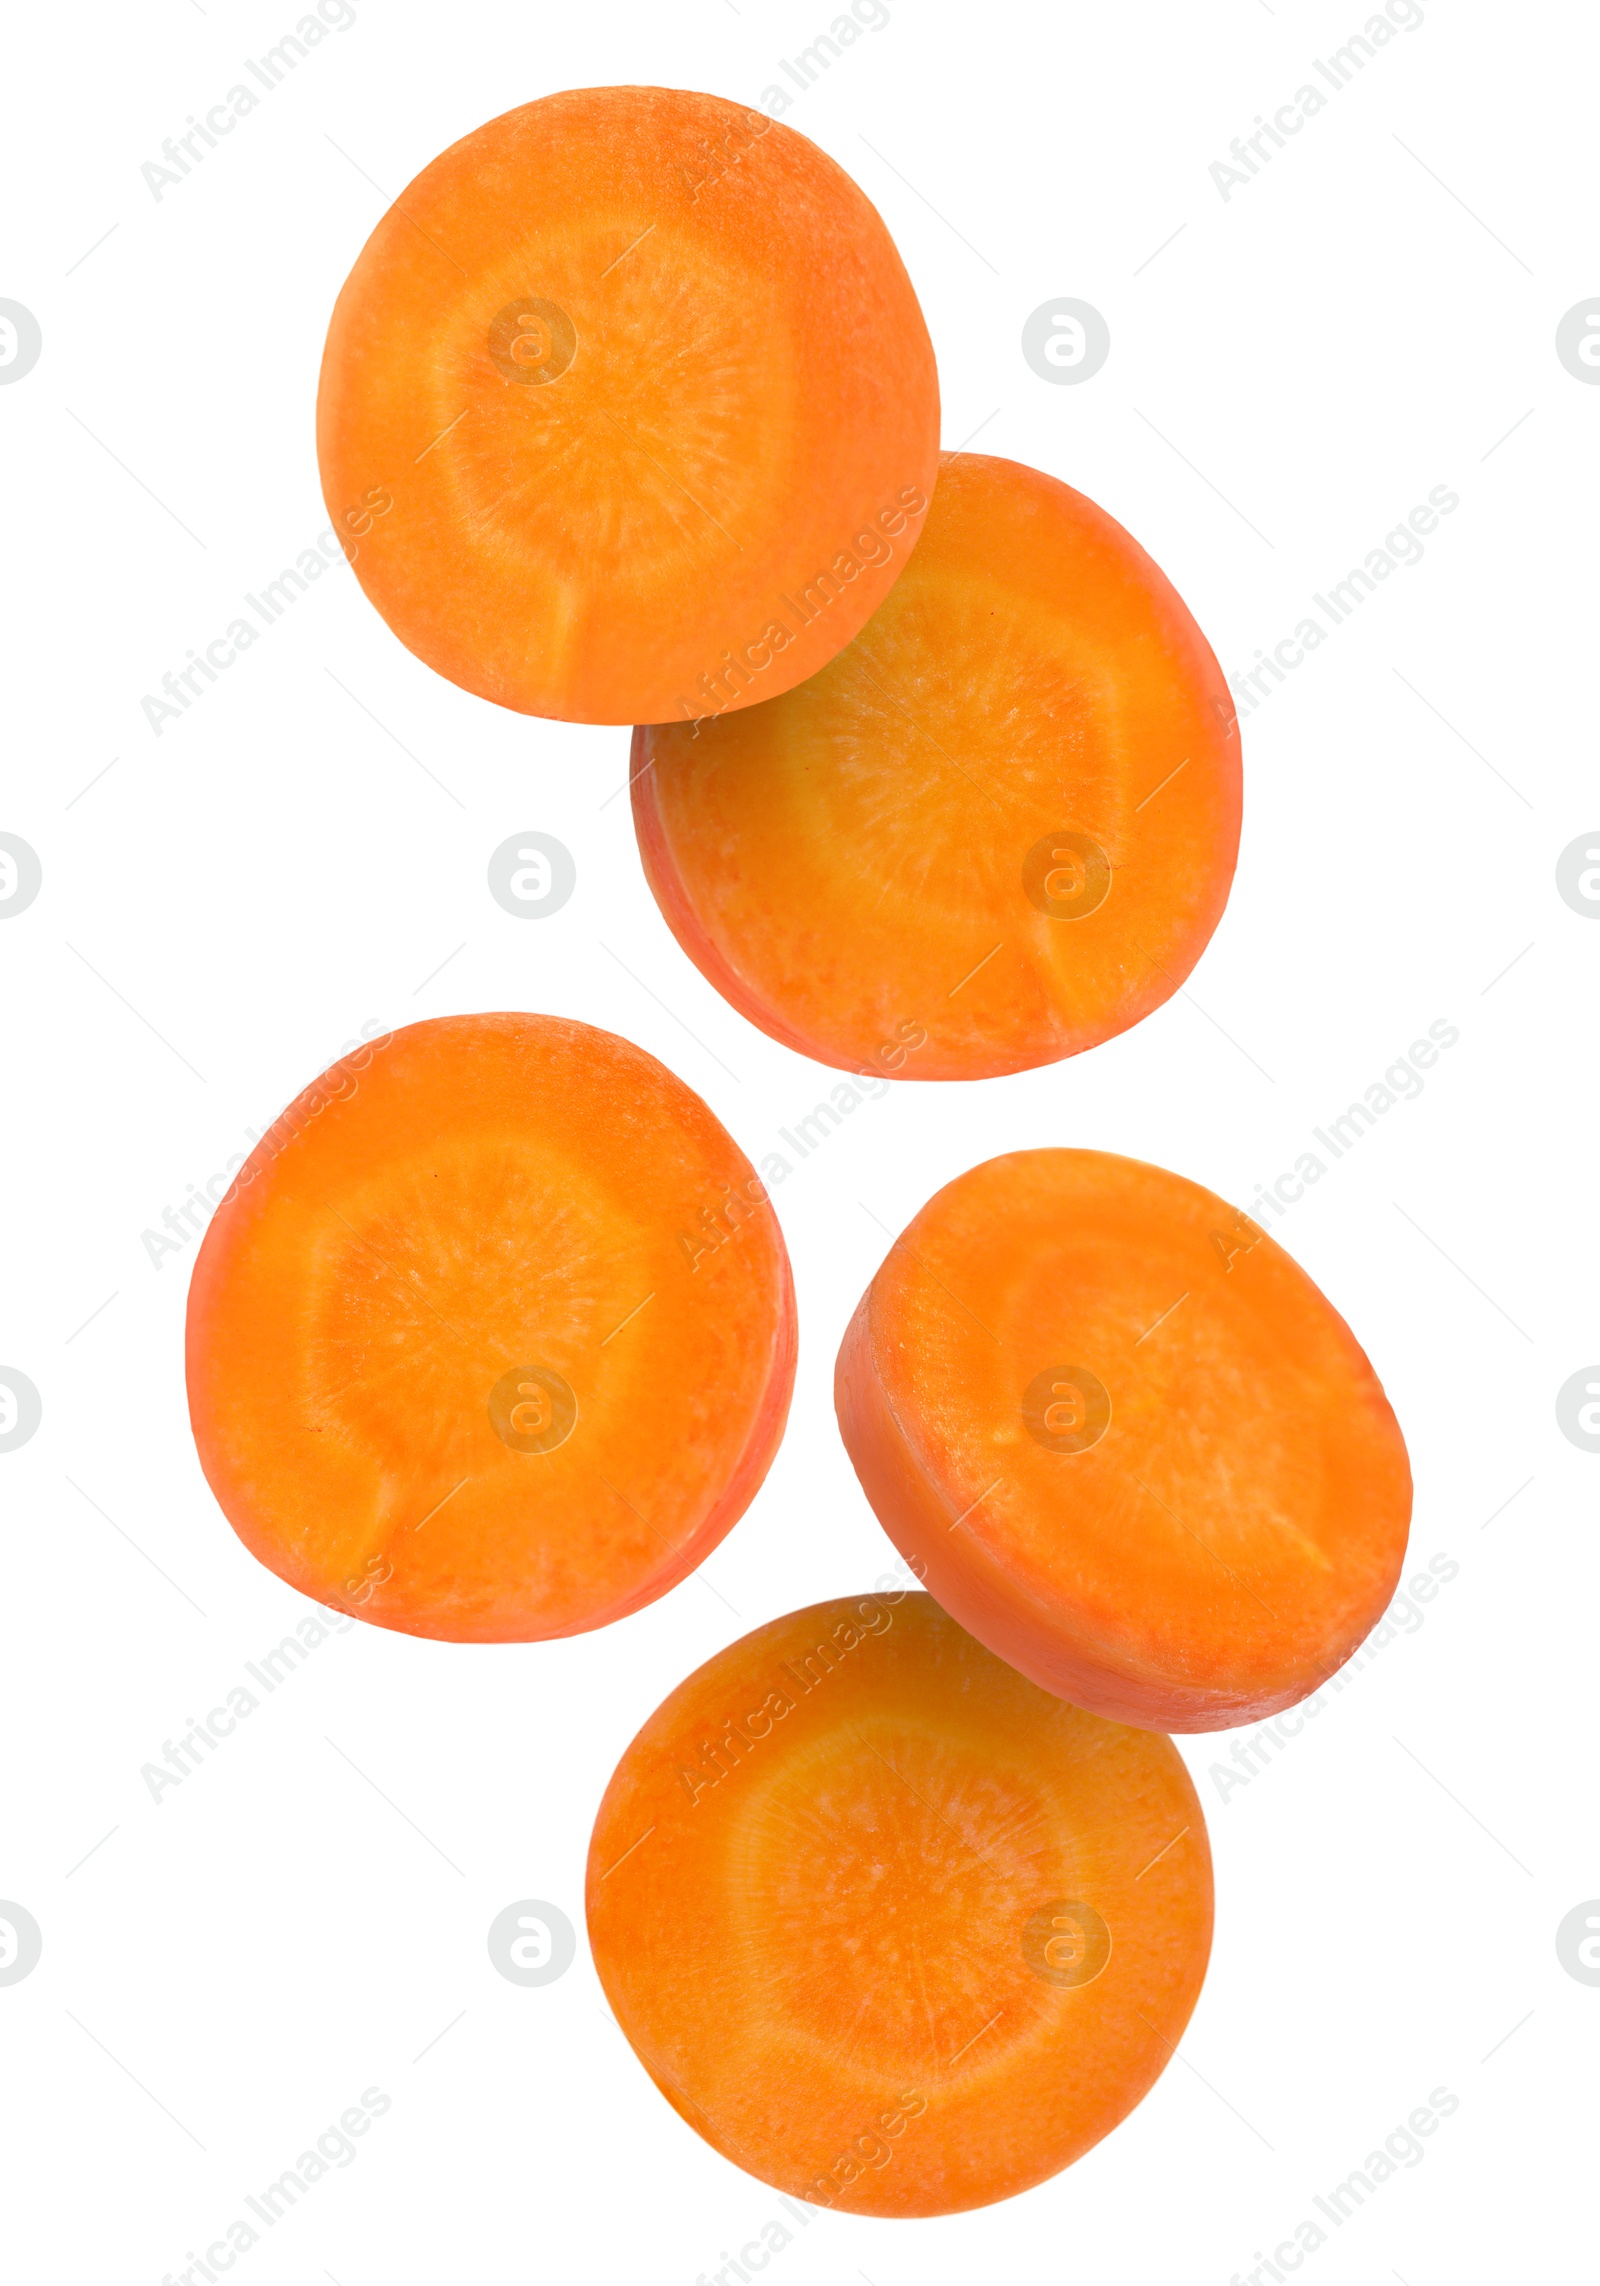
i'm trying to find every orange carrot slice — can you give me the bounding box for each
[836,1150,1411,1728]
[317,87,938,725]
[588,1591,1211,2215]
[633,450,1240,1078]
[186,1014,795,1640]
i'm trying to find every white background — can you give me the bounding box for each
[1,0,1593,2279]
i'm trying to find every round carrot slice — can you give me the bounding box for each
[317,87,938,726]
[588,1591,1211,2216]
[186,1014,795,1641]
[632,450,1241,1078]
[836,1151,1411,1729]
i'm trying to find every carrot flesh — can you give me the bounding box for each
[587,1592,1211,2216]
[186,1014,795,1641]
[317,87,939,725]
[632,451,1240,1077]
[835,1150,1411,1729]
